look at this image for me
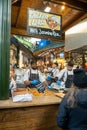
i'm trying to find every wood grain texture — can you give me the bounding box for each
[0,105,61,130]
[0,95,62,109]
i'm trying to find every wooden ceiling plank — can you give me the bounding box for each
[11,27,27,35]
[15,0,24,27]
[62,10,81,29]
[16,0,44,28]
[77,0,87,4]
[63,12,87,32]
[62,8,71,17]
[11,0,87,43]
[44,0,87,12]
[11,6,19,26]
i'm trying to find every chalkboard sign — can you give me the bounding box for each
[27,8,62,38]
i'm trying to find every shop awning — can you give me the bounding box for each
[33,42,64,56]
[13,35,33,50]
[11,36,34,58]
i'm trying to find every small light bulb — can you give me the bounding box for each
[61,5,65,10]
[44,6,51,12]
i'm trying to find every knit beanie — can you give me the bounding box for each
[73,69,87,88]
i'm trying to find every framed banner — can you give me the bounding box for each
[27,8,62,38]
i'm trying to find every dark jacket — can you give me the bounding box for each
[56,90,87,130]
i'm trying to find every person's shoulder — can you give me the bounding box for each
[60,96,67,107]
[24,69,30,73]
[38,69,42,73]
[60,68,66,73]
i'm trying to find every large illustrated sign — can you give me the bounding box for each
[27,8,62,38]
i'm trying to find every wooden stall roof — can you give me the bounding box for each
[11,0,87,42]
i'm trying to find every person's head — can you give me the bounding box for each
[66,69,87,108]
[31,60,37,70]
[10,67,15,79]
[73,69,87,88]
[39,66,44,73]
[52,62,58,68]
[66,61,74,71]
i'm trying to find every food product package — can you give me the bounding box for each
[11,88,32,102]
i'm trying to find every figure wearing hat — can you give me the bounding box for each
[56,69,87,130]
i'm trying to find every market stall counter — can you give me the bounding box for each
[0,88,64,130]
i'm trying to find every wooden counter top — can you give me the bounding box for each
[0,95,62,109]
[0,89,65,130]
[0,88,65,130]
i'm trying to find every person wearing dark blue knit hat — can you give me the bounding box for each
[56,69,87,130]
[73,69,87,88]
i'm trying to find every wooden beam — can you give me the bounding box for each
[11,27,27,36]
[63,13,87,32]
[44,0,87,12]
[15,0,24,27]
[16,0,44,28]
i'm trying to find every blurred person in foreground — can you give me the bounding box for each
[24,60,48,88]
[56,68,87,130]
